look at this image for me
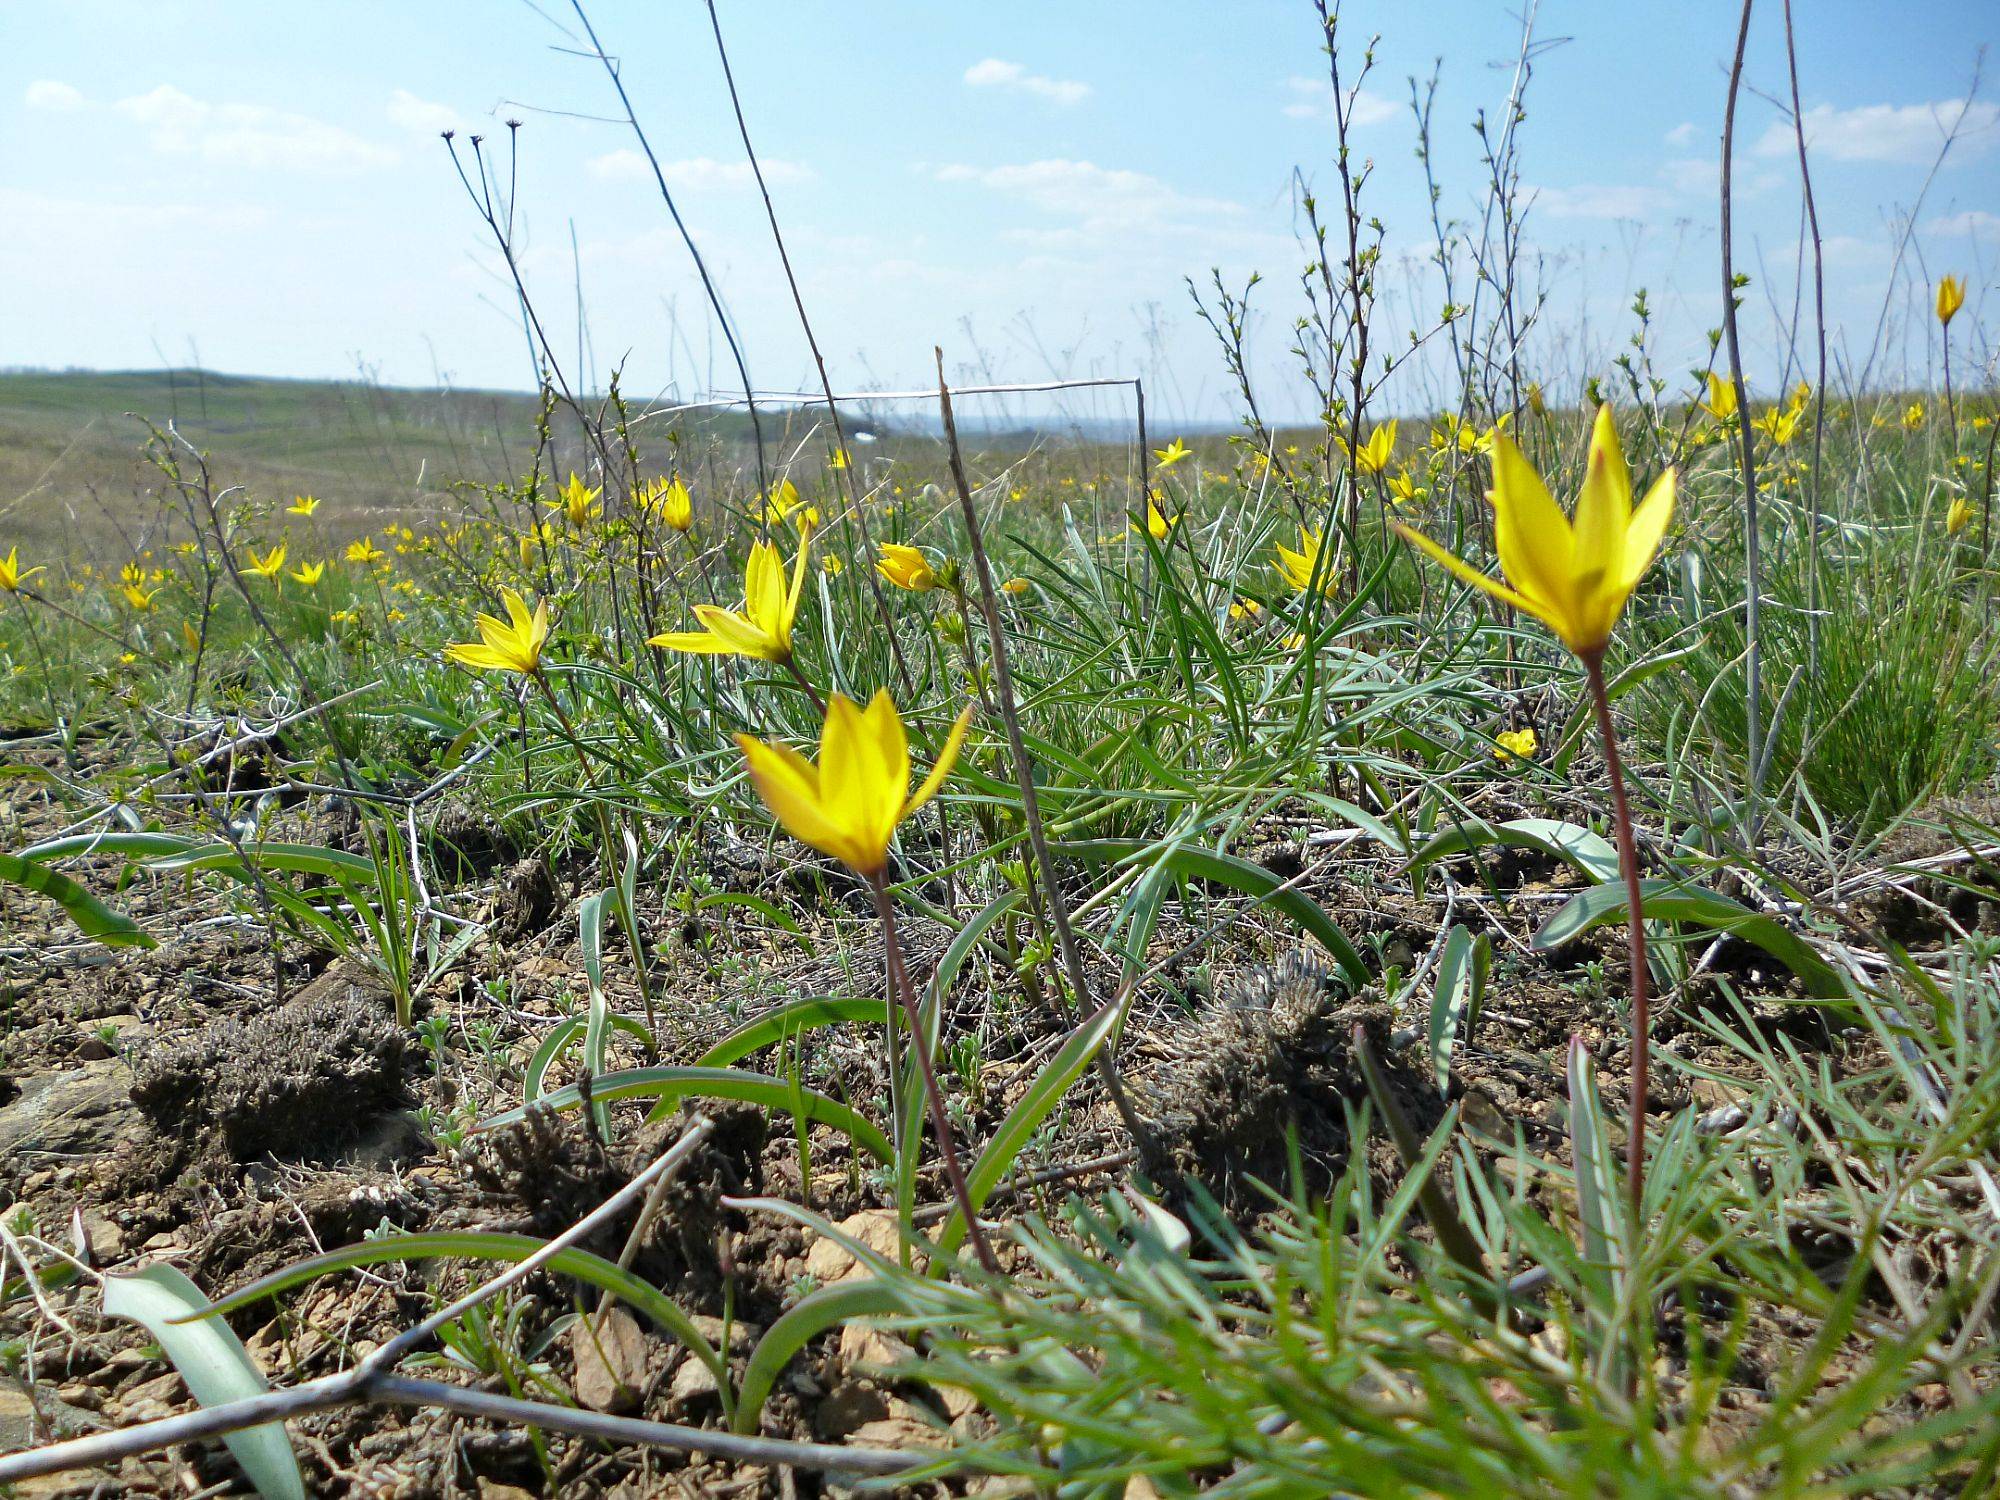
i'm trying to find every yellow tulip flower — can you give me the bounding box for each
[554,472,602,528]
[1136,495,1178,542]
[1903,402,1925,431]
[289,560,327,586]
[643,476,694,532]
[1701,373,1738,422]
[120,583,159,610]
[1001,577,1032,595]
[346,536,386,565]
[1494,727,1538,762]
[0,547,46,592]
[877,543,937,592]
[1386,469,1422,505]
[1754,404,1803,447]
[759,479,805,528]
[444,588,550,675]
[287,495,320,517]
[1937,274,1965,326]
[1154,437,1192,469]
[1338,420,1398,476]
[246,542,288,582]
[1393,404,1675,660]
[1273,525,1337,595]
[649,538,809,663]
[1946,497,1974,535]
[735,690,974,878]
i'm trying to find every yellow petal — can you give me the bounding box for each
[737,733,858,867]
[744,542,781,631]
[1618,468,1676,592]
[444,643,515,671]
[691,604,781,659]
[1571,406,1632,585]
[647,628,735,655]
[906,702,975,817]
[1487,434,1578,634]
[1392,522,1552,627]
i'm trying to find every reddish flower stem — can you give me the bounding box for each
[869,873,1001,1275]
[1584,649,1649,1228]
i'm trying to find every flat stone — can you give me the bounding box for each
[805,1209,907,1284]
[0,1059,143,1163]
[570,1307,649,1414]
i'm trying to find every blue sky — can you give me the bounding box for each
[6,0,1996,424]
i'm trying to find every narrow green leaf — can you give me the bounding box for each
[694,996,888,1069]
[475,1067,894,1163]
[934,992,1131,1258]
[1408,817,1619,885]
[1054,838,1367,987]
[184,1231,728,1409]
[1534,878,1851,1001]
[0,851,155,949]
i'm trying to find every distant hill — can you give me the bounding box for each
[0,368,759,552]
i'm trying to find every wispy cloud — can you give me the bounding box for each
[962,58,1090,106]
[386,88,463,138]
[935,158,1240,233]
[1756,98,1999,164]
[111,84,397,172]
[1529,182,1679,221]
[23,80,85,112]
[1927,209,2000,237]
[1664,121,1699,148]
[1280,76,1397,126]
[587,151,810,189]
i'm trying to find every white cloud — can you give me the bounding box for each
[1528,182,1678,221]
[24,80,85,112]
[112,85,397,172]
[386,88,462,138]
[1664,121,1698,148]
[963,58,1090,106]
[934,158,1242,234]
[1756,98,2000,164]
[1280,76,1397,126]
[586,150,810,189]
[1927,209,2000,237]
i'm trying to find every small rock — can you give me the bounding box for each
[805,1209,907,1284]
[570,1307,649,1414]
[837,1321,914,1371]
[814,1378,891,1439]
[54,1381,103,1412]
[0,1059,144,1163]
[687,1314,758,1352]
[669,1353,720,1406]
[846,1410,950,1451]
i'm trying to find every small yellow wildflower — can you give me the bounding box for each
[877,543,937,592]
[1937,275,1965,327]
[287,495,320,517]
[1273,526,1336,595]
[1393,404,1675,660]
[0,548,46,592]
[444,588,550,675]
[1495,727,1538,762]
[1338,420,1398,476]
[553,472,602,528]
[246,542,288,582]
[1154,437,1192,469]
[289,560,326,587]
[649,538,809,663]
[735,691,974,878]
[1701,373,1738,422]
